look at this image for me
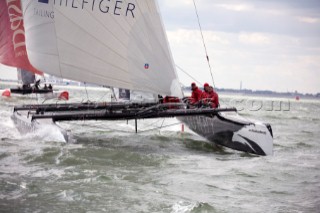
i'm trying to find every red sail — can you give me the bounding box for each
[0,0,43,75]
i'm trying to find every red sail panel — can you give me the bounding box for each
[0,0,43,75]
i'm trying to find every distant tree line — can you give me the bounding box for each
[183,86,320,98]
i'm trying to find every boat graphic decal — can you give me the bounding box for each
[34,0,136,18]
[238,135,266,156]
[38,0,49,4]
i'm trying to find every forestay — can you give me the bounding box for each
[0,0,42,75]
[21,0,182,97]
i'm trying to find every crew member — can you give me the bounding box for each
[34,80,40,90]
[203,82,210,93]
[200,83,210,103]
[190,82,203,105]
[207,86,219,108]
[201,83,219,108]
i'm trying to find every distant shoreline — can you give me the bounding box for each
[1,79,319,99]
[183,86,320,99]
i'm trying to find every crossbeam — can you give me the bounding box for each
[14,102,159,112]
[30,107,237,122]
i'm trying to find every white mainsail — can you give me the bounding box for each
[21,0,182,97]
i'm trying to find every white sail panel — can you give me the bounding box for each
[21,0,182,97]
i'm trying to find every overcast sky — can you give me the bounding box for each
[158,0,320,93]
[1,0,319,94]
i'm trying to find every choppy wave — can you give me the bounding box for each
[1,90,320,212]
[172,201,216,213]
[23,124,67,143]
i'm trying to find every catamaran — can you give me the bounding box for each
[8,0,272,156]
[0,68,69,100]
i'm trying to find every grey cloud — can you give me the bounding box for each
[158,0,320,37]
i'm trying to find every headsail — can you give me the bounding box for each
[21,0,182,97]
[0,0,42,75]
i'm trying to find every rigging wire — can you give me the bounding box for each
[159,118,166,134]
[176,64,202,86]
[97,86,116,102]
[98,92,109,102]
[84,82,90,102]
[137,122,183,134]
[192,0,216,88]
[110,87,118,102]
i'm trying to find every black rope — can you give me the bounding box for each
[192,0,216,88]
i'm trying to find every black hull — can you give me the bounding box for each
[179,112,273,156]
[10,88,53,95]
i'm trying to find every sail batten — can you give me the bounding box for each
[21,0,183,97]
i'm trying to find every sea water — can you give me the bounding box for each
[0,87,319,212]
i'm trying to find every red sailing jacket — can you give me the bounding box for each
[201,90,219,108]
[190,87,203,104]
